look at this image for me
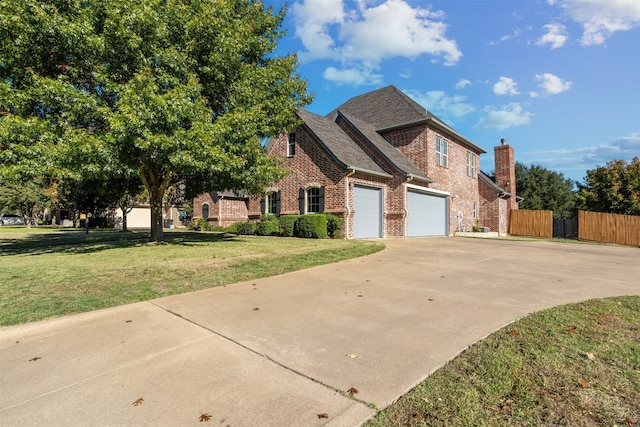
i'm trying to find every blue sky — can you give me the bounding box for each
[265,0,640,183]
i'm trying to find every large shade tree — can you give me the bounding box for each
[0,0,311,241]
[515,162,578,219]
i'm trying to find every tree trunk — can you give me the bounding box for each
[149,186,165,242]
[122,210,128,231]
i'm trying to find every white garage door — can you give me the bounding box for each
[353,185,382,239]
[407,190,448,237]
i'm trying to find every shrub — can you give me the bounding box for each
[325,214,344,239]
[294,214,328,239]
[235,222,257,235]
[256,220,279,236]
[224,222,240,233]
[260,213,277,222]
[278,215,299,237]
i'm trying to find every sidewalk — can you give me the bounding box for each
[1,237,638,426]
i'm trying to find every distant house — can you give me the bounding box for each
[194,85,519,237]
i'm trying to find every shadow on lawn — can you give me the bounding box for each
[0,229,240,256]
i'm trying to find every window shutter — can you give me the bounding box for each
[260,197,266,214]
[276,191,281,215]
[319,186,325,213]
[299,188,305,214]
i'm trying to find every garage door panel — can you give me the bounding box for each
[353,186,382,239]
[407,190,447,237]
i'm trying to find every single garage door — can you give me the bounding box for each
[353,185,382,238]
[407,190,448,237]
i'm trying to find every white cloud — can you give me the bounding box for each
[535,73,572,94]
[555,0,640,45]
[406,89,475,122]
[455,78,471,89]
[322,66,383,86]
[493,77,520,96]
[475,103,533,131]
[292,0,462,83]
[536,23,568,49]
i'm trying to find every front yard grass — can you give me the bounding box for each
[365,296,640,426]
[0,228,384,325]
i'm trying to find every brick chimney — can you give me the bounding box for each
[494,138,517,211]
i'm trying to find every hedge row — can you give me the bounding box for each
[190,214,344,239]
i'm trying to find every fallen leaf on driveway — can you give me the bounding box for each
[29,357,41,362]
[317,413,329,419]
[345,353,360,359]
[253,307,259,311]
[347,387,359,395]
[132,398,144,406]
[199,413,211,422]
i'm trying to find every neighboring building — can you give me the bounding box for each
[193,191,250,228]
[194,85,518,238]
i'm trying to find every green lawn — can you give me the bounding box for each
[366,296,640,426]
[0,228,384,325]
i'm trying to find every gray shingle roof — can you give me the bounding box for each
[337,111,433,183]
[328,85,486,154]
[479,171,510,195]
[296,109,392,178]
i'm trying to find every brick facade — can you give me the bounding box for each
[193,192,249,227]
[192,86,518,238]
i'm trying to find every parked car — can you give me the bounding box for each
[0,213,25,226]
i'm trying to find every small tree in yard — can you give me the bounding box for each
[0,0,312,241]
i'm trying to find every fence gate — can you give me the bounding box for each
[553,218,578,239]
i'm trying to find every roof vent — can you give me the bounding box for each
[500,138,507,145]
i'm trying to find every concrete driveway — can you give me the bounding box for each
[1,237,638,426]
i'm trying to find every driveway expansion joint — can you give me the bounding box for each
[148,301,376,409]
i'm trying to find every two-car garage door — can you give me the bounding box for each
[407,190,448,237]
[352,185,448,238]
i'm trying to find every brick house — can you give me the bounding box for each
[194,85,518,237]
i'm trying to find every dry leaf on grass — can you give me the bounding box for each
[586,351,596,360]
[580,378,589,388]
[566,326,577,334]
[508,330,518,337]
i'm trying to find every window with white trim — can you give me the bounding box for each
[287,133,296,157]
[436,136,448,167]
[466,151,476,177]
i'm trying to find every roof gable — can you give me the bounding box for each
[296,109,391,178]
[338,112,433,184]
[327,85,428,130]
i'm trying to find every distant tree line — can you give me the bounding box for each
[515,157,640,218]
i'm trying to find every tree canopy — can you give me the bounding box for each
[515,162,577,219]
[578,157,640,216]
[0,0,312,241]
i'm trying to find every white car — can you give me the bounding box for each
[0,213,26,226]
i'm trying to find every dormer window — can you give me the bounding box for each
[288,133,296,157]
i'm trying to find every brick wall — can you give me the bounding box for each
[250,126,349,230]
[193,192,249,227]
[385,126,481,234]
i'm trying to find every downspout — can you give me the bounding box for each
[345,168,356,238]
[404,176,414,238]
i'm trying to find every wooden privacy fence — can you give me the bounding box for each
[578,210,640,247]
[510,210,553,238]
